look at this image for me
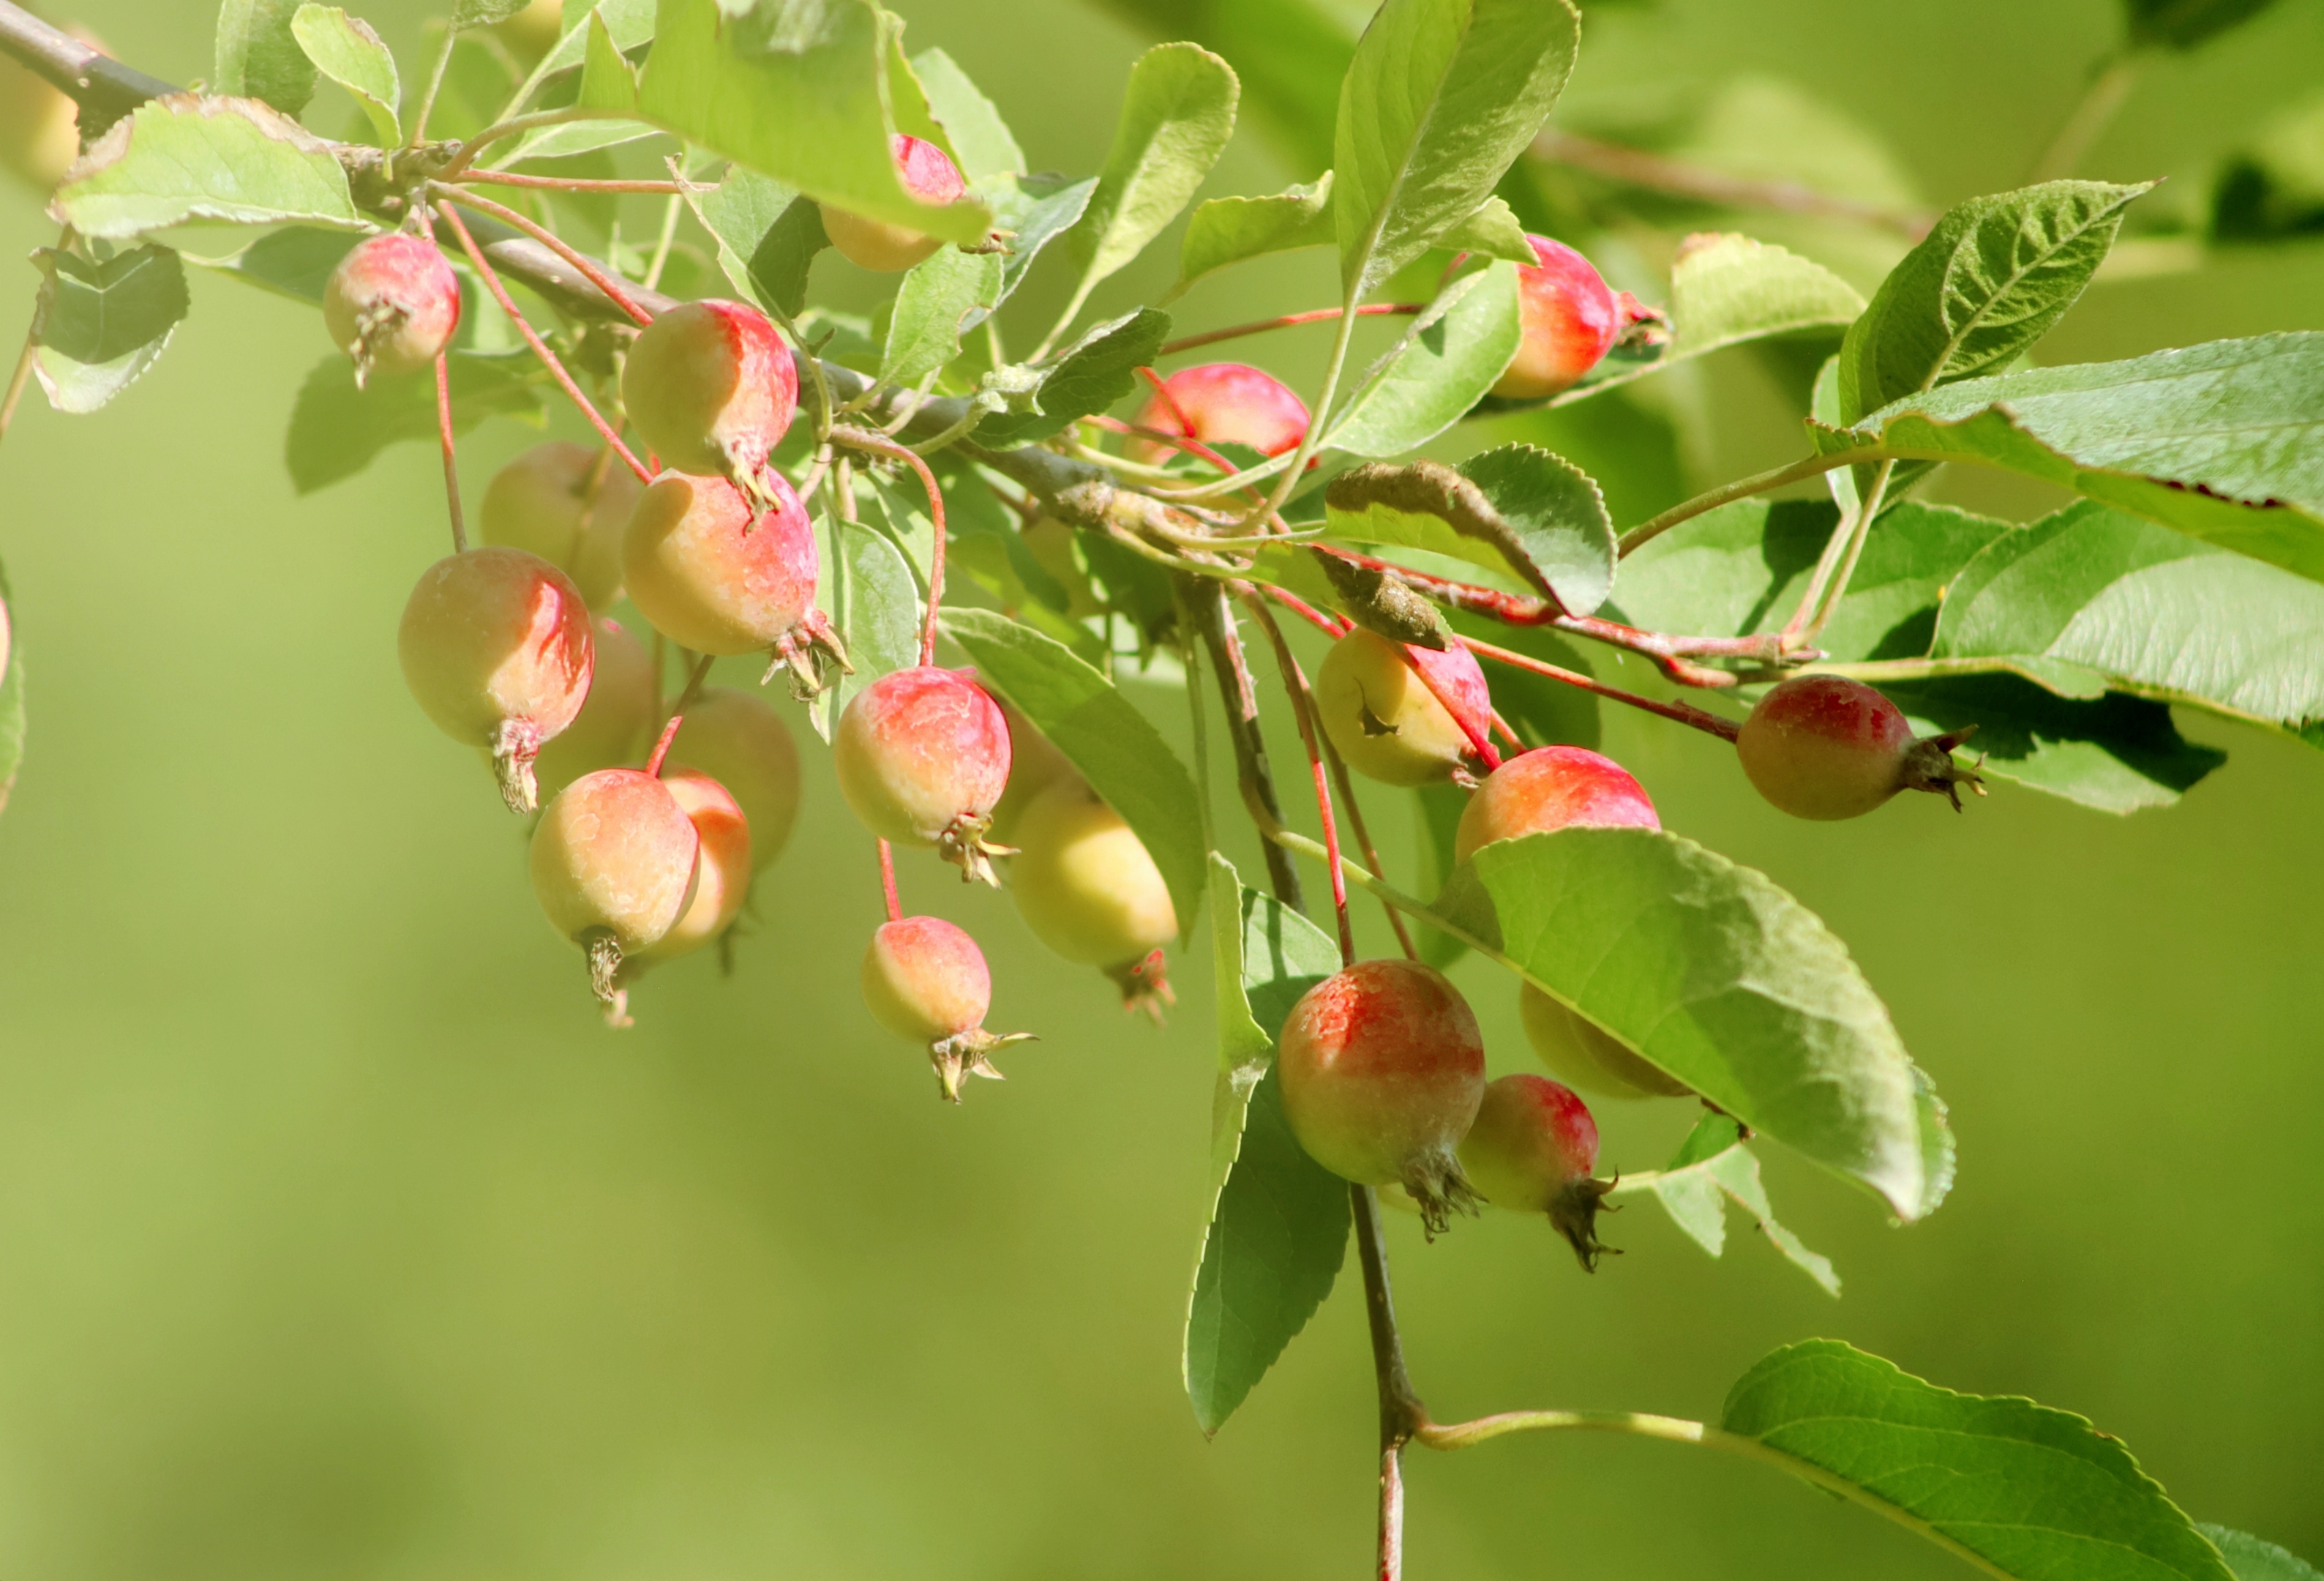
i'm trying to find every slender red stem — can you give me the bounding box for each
[878,840,902,924]
[1157,303,1422,360]
[434,184,655,329]
[645,651,716,777]
[1401,647,1500,771]
[1460,634,1742,744]
[1245,594,1354,966]
[1258,583,1350,638]
[433,351,467,554]
[1322,733,1418,961]
[454,171,689,195]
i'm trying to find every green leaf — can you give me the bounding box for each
[2124,0,2283,49]
[1723,1339,2235,1581]
[214,0,318,117]
[939,608,1207,939]
[1174,171,1334,296]
[50,95,362,242]
[1436,194,1534,264]
[1325,258,1521,457]
[0,558,21,821]
[1332,0,1578,298]
[195,226,360,305]
[531,0,653,78]
[911,47,1022,181]
[453,0,532,27]
[2197,1527,2323,1581]
[808,510,921,745]
[28,243,190,415]
[1884,674,2226,812]
[689,168,822,318]
[497,118,661,164]
[1411,783,1469,971]
[576,8,640,113]
[1837,181,2151,424]
[1095,0,1354,175]
[290,6,400,144]
[969,176,1097,328]
[284,351,544,495]
[1475,829,1952,1221]
[881,244,1002,386]
[1614,1113,1840,1296]
[1185,858,1349,1435]
[976,307,1171,449]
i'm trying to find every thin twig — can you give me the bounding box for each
[1791,459,1895,648]
[1156,302,1423,359]
[2028,54,2140,184]
[1353,1185,1425,1581]
[1188,578,1303,911]
[1461,634,1742,744]
[434,182,655,328]
[0,332,35,446]
[1243,593,1354,964]
[433,351,466,553]
[438,105,601,181]
[645,651,716,777]
[1618,448,1880,557]
[879,840,902,924]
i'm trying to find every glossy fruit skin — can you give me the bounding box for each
[479,441,642,610]
[820,135,967,272]
[862,916,990,1043]
[398,546,593,814]
[1129,363,1310,465]
[323,233,462,386]
[1454,746,1660,863]
[622,471,844,689]
[1458,1073,1614,1268]
[621,299,798,490]
[534,616,653,799]
[1278,959,1485,1233]
[1490,235,1651,401]
[529,768,700,1022]
[1316,627,1491,788]
[834,667,1012,883]
[988,701,1076,844]
[664,687,800,872]
[1518,982,1690,1100]
[637,769,752,961]
[1008,777,1179,1015]
[1737,674,1984,819]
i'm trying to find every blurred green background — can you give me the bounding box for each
[2,0,2322,1575]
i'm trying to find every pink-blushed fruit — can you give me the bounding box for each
[399,546,593,814]
[1458,1073,1616,1268]
[1736,674,1984,821]
[323,233,461,387]
[634,769,752,963]
[621,471,847,693]
[861,915,1034,1102]
[1278,959,1485,1233]
[820,135,968,273]
[534,616,653,799]
[529,768,700,1023]
[833,666,1013,885]
[1518,982,1689,1102]
[620,299,798,501]
[1315,627,1492,788]
[664,687,800,872]
[1490,235,1659,402]
[479,441,642,610]
[1129,363,1310,466]
[1453,745,1659,864]
[1008,776,1178,1019]
[988,700,1075,844]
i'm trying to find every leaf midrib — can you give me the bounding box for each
[1913,190,2137,398]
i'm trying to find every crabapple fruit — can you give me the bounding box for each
[1008,777,1180,1018]
[1315,627,1491,788]
[398,546,593,814]
[1736,674,1985,821]
[1278,959,1485,1233]
[479,441,642,610]
[621,471,846,692]
[1129,363,1310,466]
[661,687,800,871]
[861,916,1032,1102]
[1453,745,1660,864]
[1518,982,1689,1101]
[634,769,752,963]
[1,26,93,191]
[533,616,653,799]
[529,768,700,1023]
[620,299,798,500]
[1458,1074,1616,1269]
[323,233,461,387]
[819,135,967,273]
[1019,518,1106,621]
[833,666,1012,885]
[988,701,1074,844]
[1491,235,1658,402]
[493,0,563,55]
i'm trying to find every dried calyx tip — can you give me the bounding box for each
[1551,1176,1620,1272]
[762,612,853,699]
[1402,1150,1483,1241]
[1107,951,1176,1025]
[929,1027,1035,1102]
[1903,723,1988,812]
[585,932,634,1028]
[938,816,1015,889]
[491,719,544,813]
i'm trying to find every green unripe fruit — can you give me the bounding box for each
[1008,777,1178,1015]
[1315,627,1491,787]
[530,769,700,1023]
[988,701,1074,845]
[1518,982,1689,1101]
[664,687,801,872]
[479,441,642,610]
[1736,674,1984,821]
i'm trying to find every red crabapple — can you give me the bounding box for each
[861,915,1033,1102]
[633,769,752,963]
[323,233,461,387]
[619,299,798,501]
[988,701,1075,844]
[1278,959,1485,1233]
[534,616,654,799]
[661,687,801,872]
[1008,777,1180,1019]
[1315,627,1492,788]
[1490,235,1660,402]
[1518,982,1689,1102]
[820,135,968,274]
[529,768,700,1023]
[479,441,642,610]
[833,666,1013,885]
[1453,745,1659,864]
[1129,363,1310,466]
[398,546,593,814]
[1736,674,1985,821]
[1458,1074,1616,1269]
[621,471,847,694]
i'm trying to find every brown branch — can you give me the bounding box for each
[1186,578,1303,911]
[0,1,174,136]
[1353,1183,1425,1581]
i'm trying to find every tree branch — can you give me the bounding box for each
[0,1,175,136]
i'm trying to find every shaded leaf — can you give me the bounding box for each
[29,243,189,414]
[452,0,532,27]
[1613,1113,1840,1295]
[967,176,1096,329]
[1447,610,1600,752]
[291,6,400,144]
[1878,673,2226,814]
[1326,259,1521,457]
[50,94,361,242]
[576,9,640,113]
[214,0,318,118]
[1176,171,1334,295]
[1436,194,1534,264]
[2125,0,2283,49]
[195,225,359,304]
[808,509,921,744]
[882,244,1002,385]
[529,0,653,78]
[2197,1526,2324,1581]
[1411,782,1468,971]
[977,307,1171,449]
[284,351,544,495]
[1058,43,1240,317]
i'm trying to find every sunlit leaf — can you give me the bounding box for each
[1175,171,1334,295]
[50,94,362,242]
[977,307,1171,449]
[1326,259,1521,456]
[809,509,921,744]
[214,0,318,118]
[290,6,400,144]
[2197,1526,2324,1581]
[912,47,1023,181]
[1614,1113,1840,1296]
[882,244,1002,385]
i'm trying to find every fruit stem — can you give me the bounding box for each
[878,840,902,925]
[1256,584,1350,640]
[1352,1184,1427,1581]
[438,105,601,182]
[1,322,36,448]
[1319,723,1420,962]
[645,651,715,777]
[831,426,948,667]
[454,170,691,195]
[1186,579,1304,911]
[433,184,655,329]
[1242,593,1354,965]
[1458,634,1744,744]
[1244,277,1365,528]
[1616,448,1885,558]
[1155,303,1425,359]
[432,351,467,554]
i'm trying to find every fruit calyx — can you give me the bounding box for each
[761,603,853,698]
[1550,1175,1620,1272]
[929,1025,1035,1105]
[936,812,1015,889]
[490,717,547,814]
[1104,949,1176,1024]
[584,929,631,1028]
[1901,725,1989,810]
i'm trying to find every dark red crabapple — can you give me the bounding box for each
[820,135,968,273]
[533,616,654,799]
[1278,959,1485,1234]
[662,687,801,872]
[529,768,700,1024]
[1518,982,1690,1102]
[1736,674,1984,821]
[1008,776,1179,1019]
[1315,627,1492,788]
[323,233,461,387]
[861,915,1033,1102]
[1490,234,1659,402]
[833,667,1013,885]
[398,546,593,814]
[1453,745,1659,864]
[1458,1073,1616,1269]
[479,441,642,610]
[619,299,798,501]
[633,769,752,964]
[1129,363,1310,466]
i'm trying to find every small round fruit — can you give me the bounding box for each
[1315,627,1491,788]
[1008,777,1179,1017]
[1490,235,1656,402]
[833,666,1012,884]
[620,299,798,496]
[1129,363,1310,465]
[479,441,642,609]
[1020,517,1105,620]
[621,470,846,691]
[534,616,654,799]
[1,26,91,191]
[1458,1074,1615,1268]
[636,769,751,962]
[664,687,800,871]
[493,0,563,56]
[1518,982,1688,1101]
[399,546,593,814]
[861,915,1032,1102]
[988,701,1075,845]
[1278,959,1485,1233]
[530,768,700,1023]
[1454,746,1659,863]
[1736,674,1984,821]
[323,233,461,386]
[820,135,967,273]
